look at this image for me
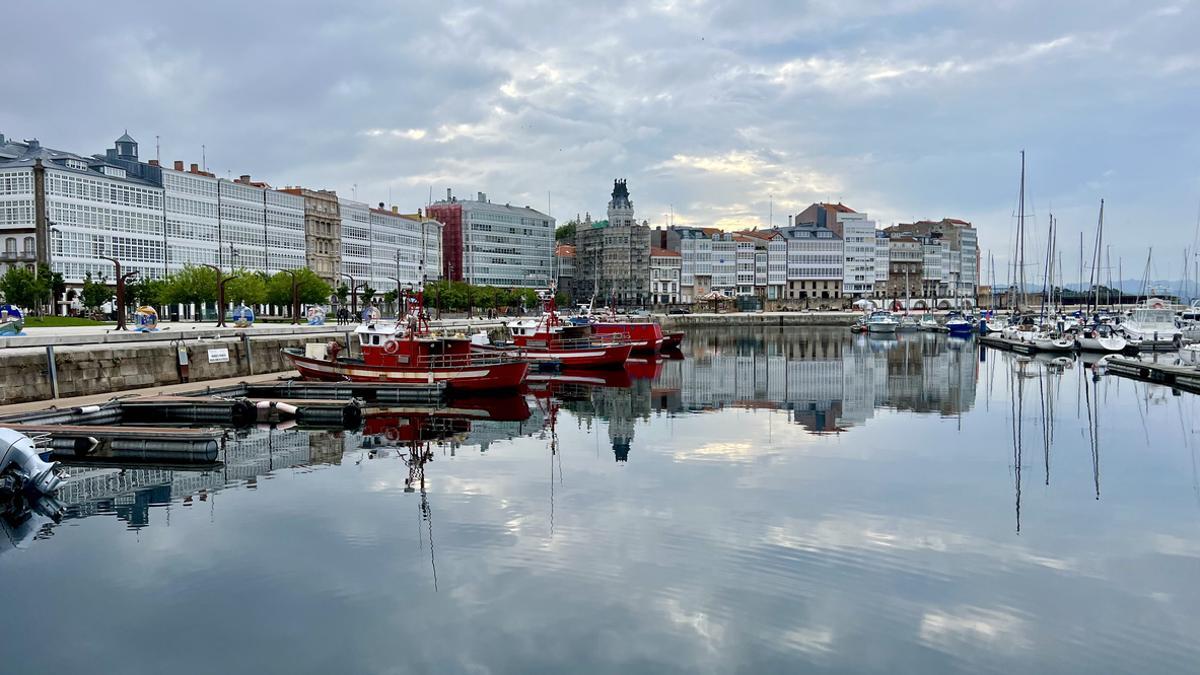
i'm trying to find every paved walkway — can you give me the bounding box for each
[0,370,302,418]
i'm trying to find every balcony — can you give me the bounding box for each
[0,250,36,262]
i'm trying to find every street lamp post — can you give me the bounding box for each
[96,251,138,331]
[341,273,357,317]
[203,263,236,327]
[387,275,401,318]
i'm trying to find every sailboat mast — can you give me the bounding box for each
[1017,150,1027,311]
[1091,199,1104,312]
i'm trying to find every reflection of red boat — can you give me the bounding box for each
[362,394,532,442]
[624,355,663,380]
[661,331,685,350]
[527,367,633,400]
[284,292,528,391]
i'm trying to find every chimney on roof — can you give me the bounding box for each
[392,206,398,214]
[378,202,385,209]
[446,188,452,201]
[148,159,159,167]
[239,174,251,183]
[174,160,184,171]
[478,191,486,202]
[27,139,40,150]
[788,215,793,226]
[190,163,199,173]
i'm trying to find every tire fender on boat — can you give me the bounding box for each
[383,339,401,355]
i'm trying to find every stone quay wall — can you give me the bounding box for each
[0,332,353,405]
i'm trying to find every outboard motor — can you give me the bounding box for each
[0,428,63,495]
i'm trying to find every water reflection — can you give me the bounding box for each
[660,330,978,430]
[4,328,1200,674]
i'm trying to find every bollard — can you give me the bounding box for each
[242,333,254,375]
[45,345,59,399]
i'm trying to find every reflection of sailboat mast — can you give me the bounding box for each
[1010,365,1025,533]
[1083,370,1101,500]
[405,442,439,591]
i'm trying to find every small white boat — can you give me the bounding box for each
[896,315,920,332]
[1076,323,1128,353]
[918,316,946,332]
[866,311,899,333]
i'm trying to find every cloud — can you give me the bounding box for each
[1,0,1197,271]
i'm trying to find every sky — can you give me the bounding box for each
[6,0,1200,283]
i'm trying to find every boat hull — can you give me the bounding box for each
[867,323,898,333]
[1031,338,1075,353]
[282,348,528,391]
[1076,336,1127,353]
[661,331,685,350]
[592,322,664,352]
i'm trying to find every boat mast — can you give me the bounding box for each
[1017,150,1027,313]
[1090,199,1104,313]
[1041,212,1054,324]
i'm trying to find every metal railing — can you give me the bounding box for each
[412,351,524,369]
[521,332,630,351]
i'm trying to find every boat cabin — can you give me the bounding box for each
[355,321,473,368]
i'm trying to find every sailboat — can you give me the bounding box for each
[1031,212,1074,353]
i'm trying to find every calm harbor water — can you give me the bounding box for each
[4,328,1200,674]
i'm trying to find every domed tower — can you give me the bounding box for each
[607,179,634,227]
[114,131,138,161]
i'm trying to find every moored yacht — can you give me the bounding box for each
[866,311,899,333]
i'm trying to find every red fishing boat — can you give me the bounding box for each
[283,293,528,392]
[588,315,664,352]
[472,292,632,369]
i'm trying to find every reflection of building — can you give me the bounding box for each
[56,428,342,530]
[561,379,653,461]
[657,330,977,432]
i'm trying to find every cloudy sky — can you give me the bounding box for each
[7,0,1199,281]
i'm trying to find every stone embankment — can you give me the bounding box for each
[0,320,508,405]
[658,311,860,329]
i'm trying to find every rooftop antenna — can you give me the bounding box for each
[155,135,160,163]
[202,144,206,172]
[769,194,773,228]
[353,183,358,200]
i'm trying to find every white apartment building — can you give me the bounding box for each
[1,135,167,288]
[838,213,877,298]
[339,197,373,284]
[427,190,554,289]
[669,227,713,302]
[778,223,843,300]
[710,232,737,296]
[734,236,756,297]
[735,230,788,299]
[342,199,443,293]
[650,247,681,304]
[874,231,890,297]
[103,134,306,276]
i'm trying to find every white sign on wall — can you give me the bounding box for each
[207,347,230,364]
